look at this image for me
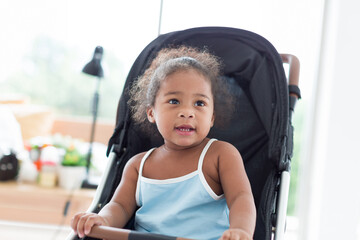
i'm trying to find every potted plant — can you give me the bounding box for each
[58,145,87,190]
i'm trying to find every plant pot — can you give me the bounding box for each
[58,165,86,190]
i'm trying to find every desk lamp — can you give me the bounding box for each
[81,46,104,189]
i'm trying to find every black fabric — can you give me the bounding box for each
[289,84,301,99]
[102,27,291,240]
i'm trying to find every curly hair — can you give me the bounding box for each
[128,45,233,134]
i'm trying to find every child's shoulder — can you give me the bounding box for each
[126,151,148,170]
[209,139,242,163]
[211,139,240,154]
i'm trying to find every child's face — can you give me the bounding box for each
[147,69,215,149]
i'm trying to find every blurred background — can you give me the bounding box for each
[0,0,359,239]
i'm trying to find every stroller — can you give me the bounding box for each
[67,26,300,240]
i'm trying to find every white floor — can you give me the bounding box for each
[0,220,72,240]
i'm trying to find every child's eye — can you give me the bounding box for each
[169,99,179,104]
[195,100,205,107]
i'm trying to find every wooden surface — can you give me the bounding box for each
[51,117,115,145]
[0,181,95,226]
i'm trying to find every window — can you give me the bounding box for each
[0,0,161,119]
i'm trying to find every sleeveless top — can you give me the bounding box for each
[134,139,230,240]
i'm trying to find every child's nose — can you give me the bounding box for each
[178,108,194,118]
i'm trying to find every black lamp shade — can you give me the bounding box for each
[82,46,104,78]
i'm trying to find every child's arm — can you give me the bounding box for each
[217,141,256,240]
[71,153,143,238]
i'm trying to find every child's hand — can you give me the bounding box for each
[219,228,252,240]
[71,212,109,238]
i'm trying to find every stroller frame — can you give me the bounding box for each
[67,26,300,240]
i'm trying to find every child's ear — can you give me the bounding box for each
[210,113,215,127]
[146,107,156,123]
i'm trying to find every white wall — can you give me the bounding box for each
[298,0,360,239]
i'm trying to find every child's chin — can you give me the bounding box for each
[173,138,203,148]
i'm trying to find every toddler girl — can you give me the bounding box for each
[71,46,256,240]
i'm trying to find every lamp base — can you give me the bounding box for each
[81,178,98,189]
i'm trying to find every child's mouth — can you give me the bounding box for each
[175,125,195,135]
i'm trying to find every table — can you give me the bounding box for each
[0,181,96,226]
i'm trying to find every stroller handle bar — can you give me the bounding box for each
[87,225,194,240]
[280,54,300,99]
